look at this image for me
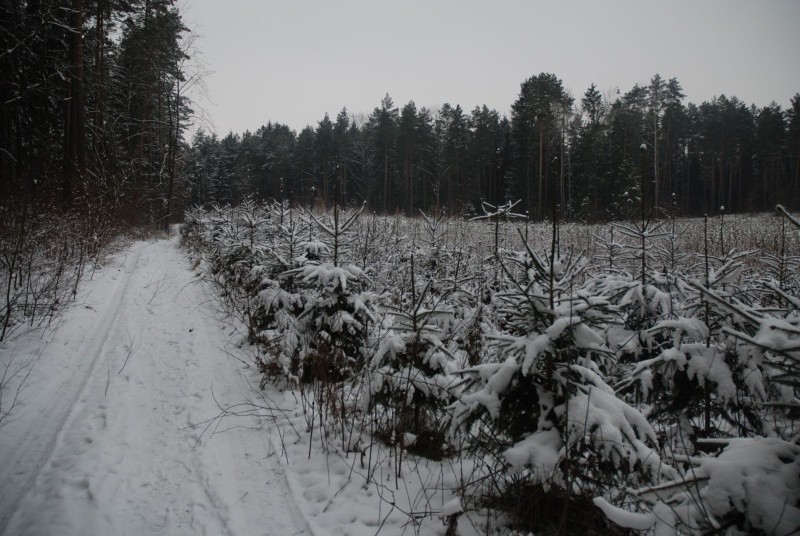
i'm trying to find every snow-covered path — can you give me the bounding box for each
[0,237,308,536]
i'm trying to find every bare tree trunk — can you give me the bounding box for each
[653,121,659,209]
[342,164,347,207]
[538,122,543,220]
[323,161,328,209]
[92,0,105,150]
[137,0,152,200]
[763,157,768,210]
[406,149,413,215]
[728,162,733,211]
[383,142,388,213]
[63,0,85,203]
[560,111,565,210]
[525,158,530,215]
[772,153,778,209]
[710,158,715,213]
[795,148,800,209]
[164,64,179,233]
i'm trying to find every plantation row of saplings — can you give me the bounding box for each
[180,199,800,535]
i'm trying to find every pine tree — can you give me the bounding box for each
[510,73,573,219]
[366,94,398,212]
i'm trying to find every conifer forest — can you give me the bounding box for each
[1,1,798,535]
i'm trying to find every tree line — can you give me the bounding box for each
[0,0,192,229]
[2,1,797,224]
[188,74,800,220]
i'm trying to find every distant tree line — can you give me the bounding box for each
[0,0,192,229]
[2,0,797,225]
[188,74,800,220]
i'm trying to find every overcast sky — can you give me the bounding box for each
[182,0,800,135]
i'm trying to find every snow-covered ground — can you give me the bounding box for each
[0,235,479,536]
[0,237,309,536]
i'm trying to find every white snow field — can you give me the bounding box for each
[0,237,309,536]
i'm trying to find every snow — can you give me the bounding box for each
[754,317,800,352]
[684,343,736,401]
[592,497,655,530]
[0,238,308,535]
[691,437,800,535]
[567,386,663,475]
[176,204,800,535]
[0,235,480,536]
[503,429,561,476]
[648,316,708,342]
[460,358,518,419]
[621,437,800,535]
[439,497,463,518]
[293,262,365,291]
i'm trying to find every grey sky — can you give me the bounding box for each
[183,0,800,135]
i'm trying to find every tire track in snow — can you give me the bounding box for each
[2,238,310,536]
[0,243,143,534]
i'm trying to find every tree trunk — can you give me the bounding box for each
[63,0,86,203]
[342,164,347,207]
[763,156,768,211]
[538,123,543,219]
[407,149,413,215]
[164,63,179,233]
[795,146,800,209]
[383,141,388,213]
[560,112,565,210]
[92,0,105,149]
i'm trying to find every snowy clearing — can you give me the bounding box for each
[2,207,798,536]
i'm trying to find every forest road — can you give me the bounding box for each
[0,236,308,536]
